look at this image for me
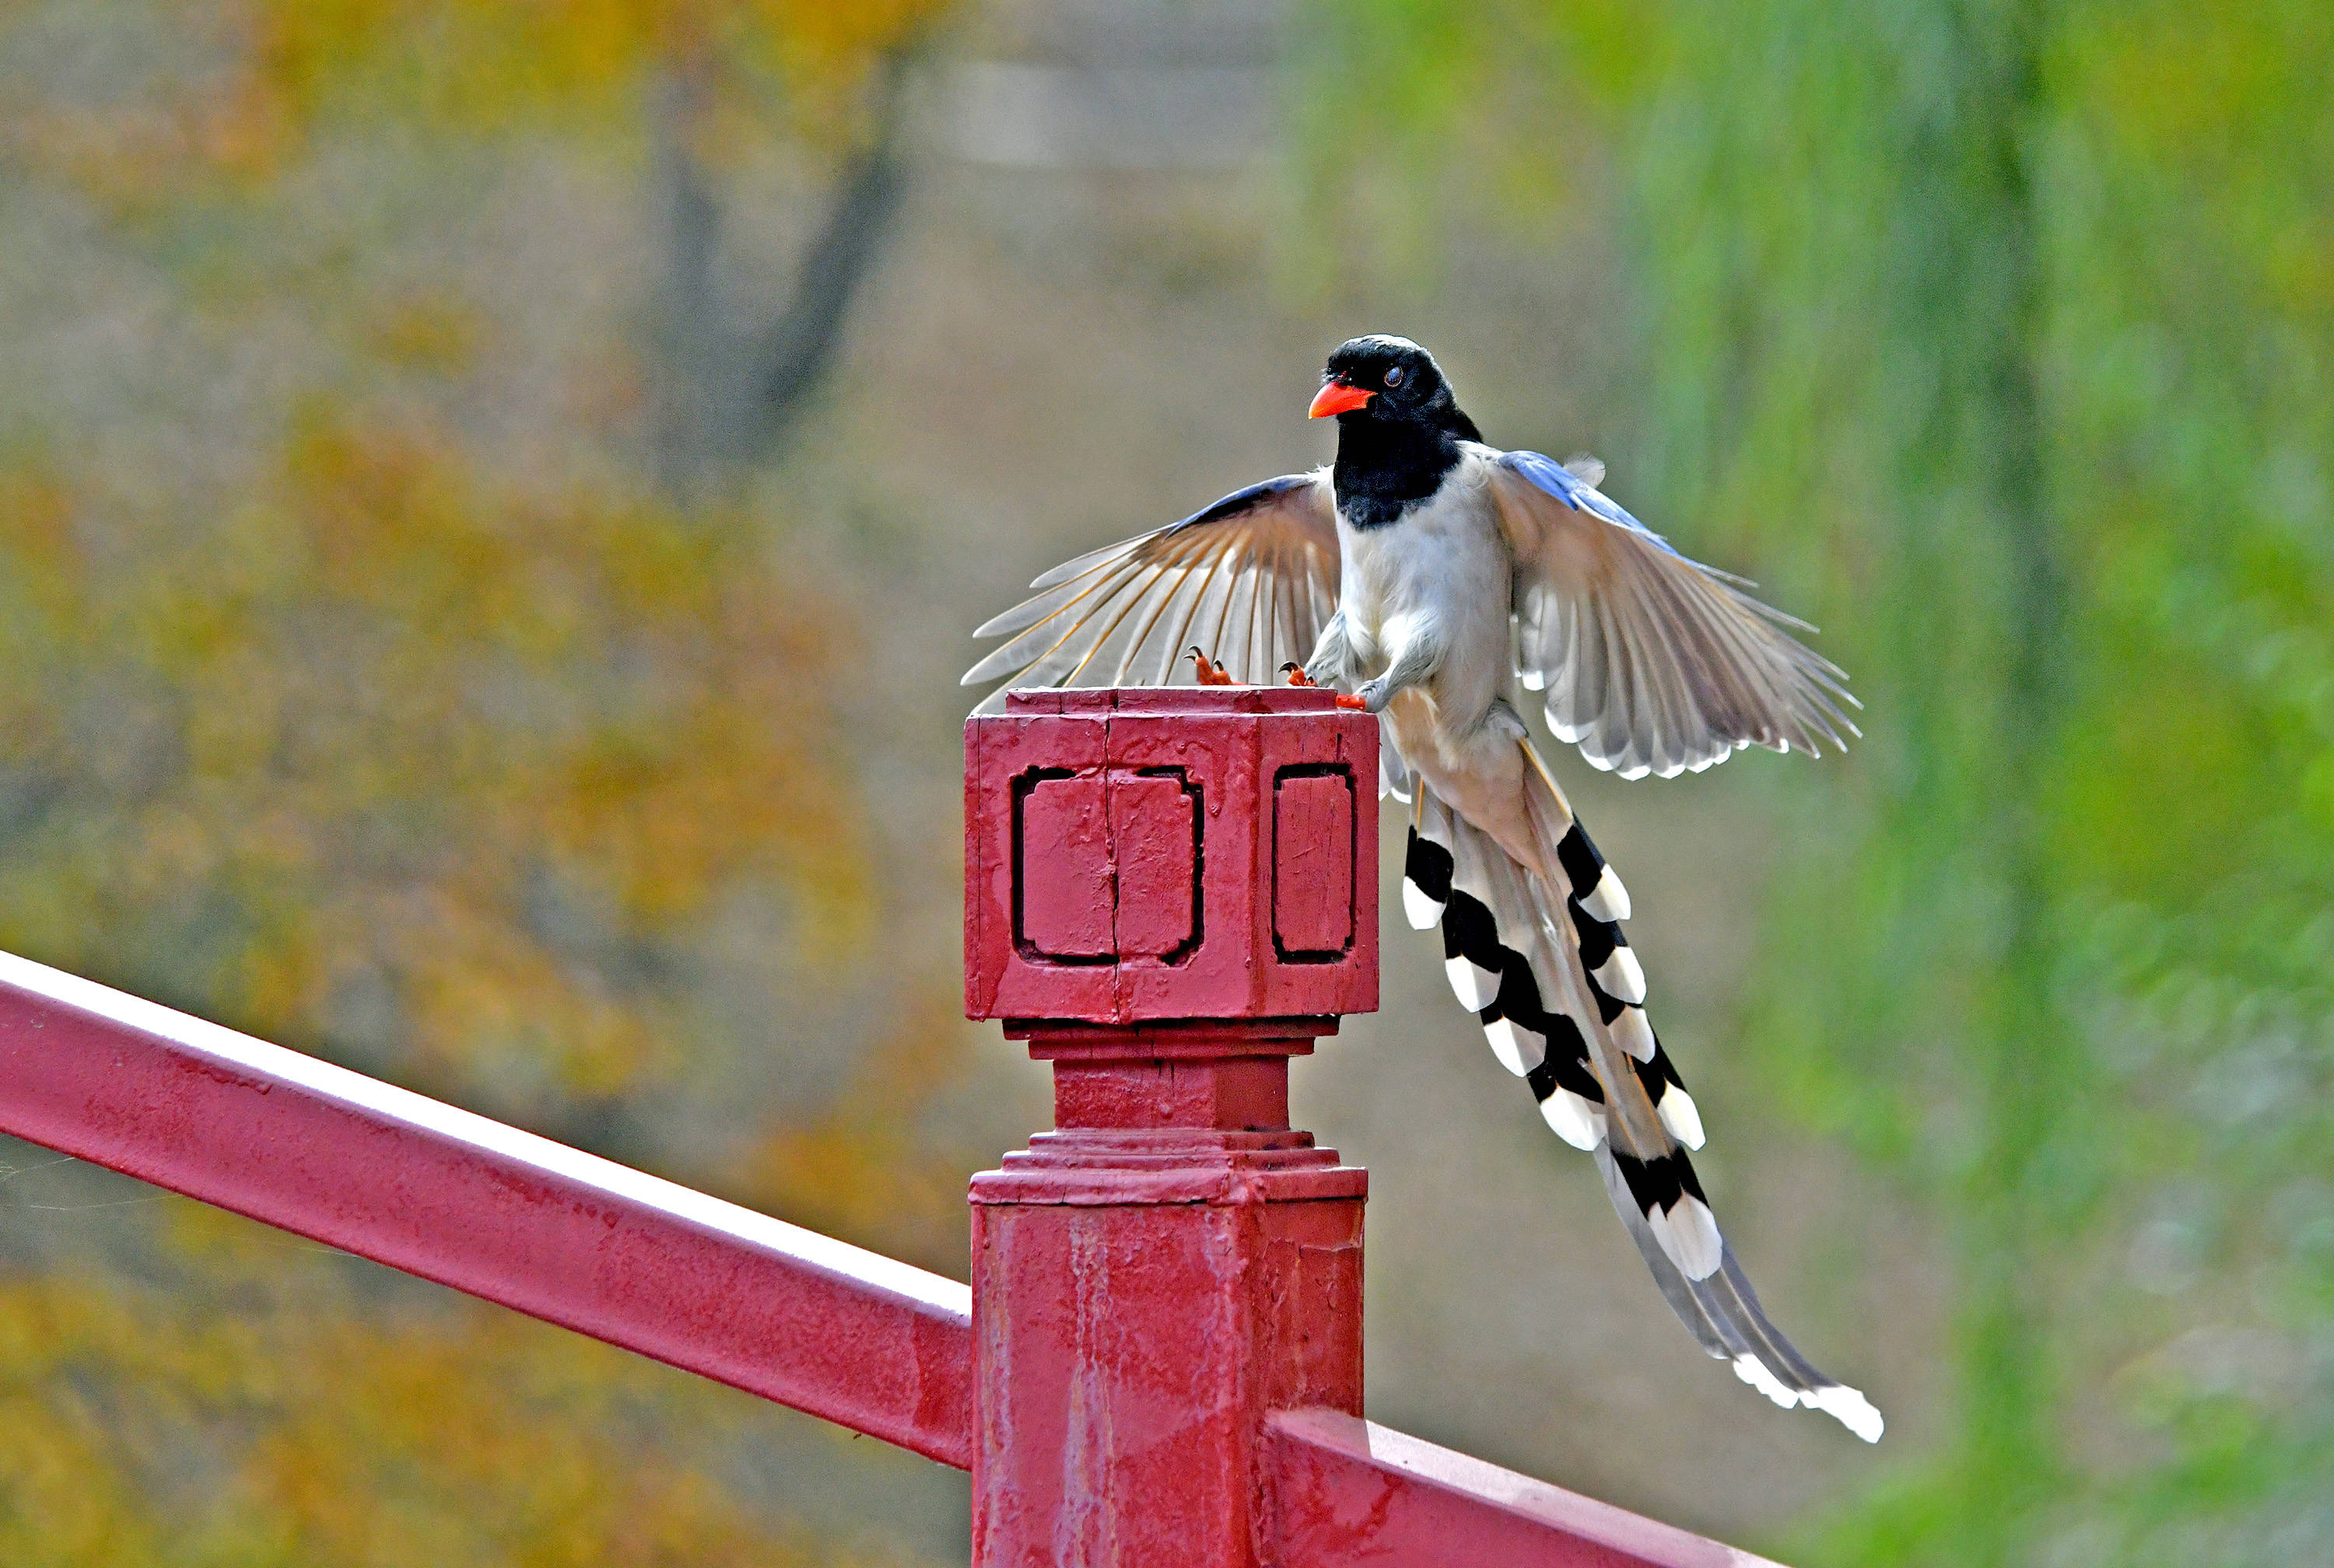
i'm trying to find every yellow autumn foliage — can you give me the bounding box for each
[0,0,974,1558]
[0,1257,919,1567]
[1,416,871,1096]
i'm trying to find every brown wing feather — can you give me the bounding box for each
[963,471,1340,708]
[1487,450,1859,779]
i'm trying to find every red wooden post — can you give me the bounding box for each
[0,678,1797,1565]
[963,687,1378,1567]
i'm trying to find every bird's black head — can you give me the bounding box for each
[1309,334,1476,440]
[1312,336,1483,527]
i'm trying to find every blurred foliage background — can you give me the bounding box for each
[2,1,2327,1564]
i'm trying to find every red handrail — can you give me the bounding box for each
[0,950,973,1467]
[0,948,1786,1565]
[1267,1409,1782,1567]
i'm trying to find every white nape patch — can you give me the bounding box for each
[1403,880,1446,930]
[1520,669,1546,691]
[1656,1086,1706,1150]
[1538,1091,1605,1151]
[1733,1354,1801,1409]
[1611,1006,1657,1062]
[1593,947,1646,1006]
[1445,956,1502,1012]
[1810,1384,1887,1444]
[1581,866,1631,922]
[1653,1195,1722,1280]
[1481,1018,1536,1077]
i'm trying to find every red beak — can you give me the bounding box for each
[1308,379,1374,418]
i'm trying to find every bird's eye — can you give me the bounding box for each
[1384,366,1405,387]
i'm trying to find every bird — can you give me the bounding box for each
[962,334,1879,1440]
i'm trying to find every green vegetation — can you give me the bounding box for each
[1302,1,2334,1561]
[0,3,960,1562]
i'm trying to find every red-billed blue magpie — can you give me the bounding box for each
[965,335,1879,1440]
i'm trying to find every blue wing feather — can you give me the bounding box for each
[1498,450,1678,555]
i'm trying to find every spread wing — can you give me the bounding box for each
[1488,450,1860,780]
[962,471,1341,709]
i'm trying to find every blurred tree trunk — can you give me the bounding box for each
[652,50,913,491]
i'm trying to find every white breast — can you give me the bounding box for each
[1337,451,1512,728]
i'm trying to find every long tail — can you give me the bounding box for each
[1400,744,1884,1442]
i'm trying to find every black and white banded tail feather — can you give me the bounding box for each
[1399,756,1884,1442]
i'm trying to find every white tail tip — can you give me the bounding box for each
[1811,1384,1886,1443]
[1593,947,1646,1005]
[1656,1086,1706,1150]
[1537,1091,1605,1151]
[1403,880,1446,930]
[1732,1354,1799,1409]
[1649,1195,1722,1280]
[1482,1018,1533,1077]
[1611,1006,1657,1063]
[1446,955,1499,1012]
[1581,866,1631,922]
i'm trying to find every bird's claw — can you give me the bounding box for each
[1206,651,1369,709]
[1187,647,1237,686]
[1285,660,1365,708]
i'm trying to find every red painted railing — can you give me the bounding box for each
[0,688,1782,1566]
[0,949,972,1465]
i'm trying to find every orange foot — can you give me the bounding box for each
[1281,661,1369,709]
[1186,647,1237,686]
[1334,693,1369,710]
